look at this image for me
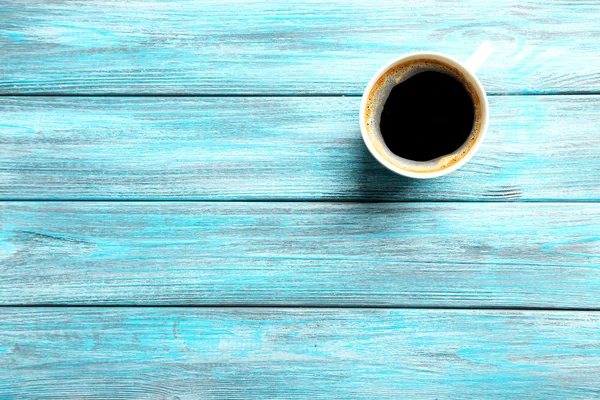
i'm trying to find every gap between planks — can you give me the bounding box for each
[2,305,600,312]
[1,91,600,97]
[1,199,600,203]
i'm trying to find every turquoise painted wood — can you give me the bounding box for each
[2,0,600,95]
[2,202,599,308]
[2,0,600,397]
[1,308,599,398]
[1,95,599,201]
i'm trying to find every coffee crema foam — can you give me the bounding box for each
[364,59,482,173]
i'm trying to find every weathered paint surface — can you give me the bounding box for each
[1,0,599,397]
[0,308,599,398]
[1,0,600,94]
[1,95,599,201]
[1,202,599,307]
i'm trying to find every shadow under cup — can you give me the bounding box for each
[360,54,488,179]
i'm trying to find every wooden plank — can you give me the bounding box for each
[1,308,598,398]
[1,201,599,307]
[1,95,599,201]
[1,0,599,94]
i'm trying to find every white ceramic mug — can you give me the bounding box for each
[360,42,493,179]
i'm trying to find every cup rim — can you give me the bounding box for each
[359,52,489,179]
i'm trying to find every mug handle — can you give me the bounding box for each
[464,41,494,73]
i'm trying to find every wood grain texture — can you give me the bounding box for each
[2,201,599,307]
[1,308,599,398]
[1,95,599,201]
[2,0,600,94]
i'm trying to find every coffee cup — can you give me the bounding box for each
[360,42,493,179]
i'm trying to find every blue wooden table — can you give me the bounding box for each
[1,1,600,397]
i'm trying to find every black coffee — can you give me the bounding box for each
[380,70,475,162]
